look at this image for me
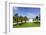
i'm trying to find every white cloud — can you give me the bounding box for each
[27,13,35,18]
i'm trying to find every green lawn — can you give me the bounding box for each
[13,22,40,28]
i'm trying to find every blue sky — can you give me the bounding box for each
[13,7,40,18]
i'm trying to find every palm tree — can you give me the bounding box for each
[24,16,28,23]
[13,16,16,23]
[36,16,39,21]
[15,13,19,24]
[19,16,23,24]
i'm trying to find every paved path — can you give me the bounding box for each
[13,21,40,24]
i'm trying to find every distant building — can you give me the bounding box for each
[28,18,33,22]
[26,18,33,22]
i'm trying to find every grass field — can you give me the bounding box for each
[13,22,40,28]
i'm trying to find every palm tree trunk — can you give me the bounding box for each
[17,17,18,24]
[25,20,26,23]
[21,20,23,24]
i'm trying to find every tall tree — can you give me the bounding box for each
[19,16,23,24]
[13,16,16,23]
[15,13,19,24]
[36,16,39,21]
[24,16,28,23]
